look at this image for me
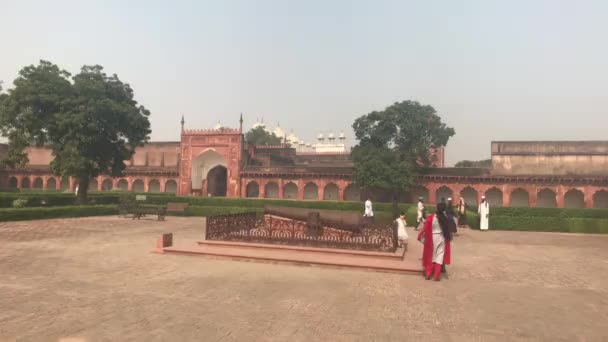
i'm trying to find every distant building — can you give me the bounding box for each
[1,117,606,208]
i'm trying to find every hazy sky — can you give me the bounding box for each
[1,0,607,165]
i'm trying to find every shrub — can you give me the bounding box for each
[12,198,28,208]
[0,205,117,222]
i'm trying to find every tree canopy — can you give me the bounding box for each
[454,159,491,168]
[0,60,151,202]
[245,126,283,145]
[351,100,455,215]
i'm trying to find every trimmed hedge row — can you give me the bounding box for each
[0,205,117,222]
[485,216,608,234]
[491,207,608,219]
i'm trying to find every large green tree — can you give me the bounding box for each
[352,100,455,217]
[245,126,283,145]
[0,60,151,203]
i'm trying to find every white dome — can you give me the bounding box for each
[339,132,346,139]
[328,133,335,139]
[273,127,285,138]
[214,121,223,129]
[317,133,324,140]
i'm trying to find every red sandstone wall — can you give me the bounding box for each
[131,142,180,167]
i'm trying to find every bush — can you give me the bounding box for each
[0,205,117,222]
[12,198,28,208]
[490,207,608,219]
[463,215,608,234]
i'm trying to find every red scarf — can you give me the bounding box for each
[417,214,451,268]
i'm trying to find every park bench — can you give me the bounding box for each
[166,202,189,214]
[119,203,167,221]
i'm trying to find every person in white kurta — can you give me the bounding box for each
[395,213,408,247]
[478,196,490,230]
[416,197,425,230]
[364,198,374,217]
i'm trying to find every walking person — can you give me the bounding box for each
[478,196,490,231]
[457,197,467,227]
[446,198,457,234]
[415,197,426,231]
[417,202,452,281]
[395,212,408,248]
[363,197,374,223]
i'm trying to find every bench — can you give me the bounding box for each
[166,202,189,213]
[119,203,167,221]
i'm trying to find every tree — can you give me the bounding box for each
[0,60,151,203]
[454,159,491,168]
[352,100,455,217]
[245,126,283,145]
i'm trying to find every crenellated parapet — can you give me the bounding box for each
[182,128,241,135]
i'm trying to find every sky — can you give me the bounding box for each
[1,0,607,165]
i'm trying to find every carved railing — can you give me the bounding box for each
[205,212,397,252]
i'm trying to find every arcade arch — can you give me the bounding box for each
[149,179,161,193]
[47,177,57,190]
[564,189,584,209]
[33,177,43,189]
[436,186,453,202]
[246,182,260,198]
[117,179,129,191]
[537,189,557,208]
[132,179,144,192]
[283,182,298,199]
[8,177,18,188]
[460,186,478,206]
[265,182,279,199]
[323,183,339,201]
[303,182,318,200]
[510,188,530,207]
[165,180,177,194]
[343,184,361,202]
[593,190,608,209]
[101,179,112,191]
[484,187,503,207]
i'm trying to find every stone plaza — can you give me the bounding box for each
[1,216,607,341]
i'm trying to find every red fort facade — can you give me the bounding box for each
[1,122,607,209]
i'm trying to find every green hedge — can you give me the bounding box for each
[484,216,608,234]
[491,207,608,219]
[0,205,117,222]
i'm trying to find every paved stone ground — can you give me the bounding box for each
[1,217,607,341]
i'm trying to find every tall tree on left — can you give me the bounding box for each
[0,61,151,203]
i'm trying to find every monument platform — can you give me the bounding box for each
[154,230,423,275]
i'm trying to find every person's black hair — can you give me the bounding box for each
[400,212,405,216]
[435,202,453,241]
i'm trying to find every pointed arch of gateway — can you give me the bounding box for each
[484,187,503,207]
[283,182,298,199]
[191,149,227,196]
[564,189,584,209]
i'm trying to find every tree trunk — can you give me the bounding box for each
[76,177,89,205]
[392,191,399,220]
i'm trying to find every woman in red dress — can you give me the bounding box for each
[417,202,453,281]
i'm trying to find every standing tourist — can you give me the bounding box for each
[417,202,452,281]
[395,212,408,248]
[457,197,467,227]
[416,197,426,231]
[364,197,374,217]
[446,198,457,234]
[478,196,490,231]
